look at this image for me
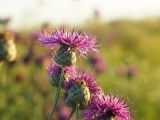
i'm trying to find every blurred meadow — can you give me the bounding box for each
[1,0,160,120]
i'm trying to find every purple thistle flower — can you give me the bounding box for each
[116,65,137,78]
[48,63,77,78]
[39,27,98,56]
[47,63,61,76]
[64,71,103,110]
[83,94,132,120]
[47,63,77,87]
[88,53,107,73]
[64,71,103,96]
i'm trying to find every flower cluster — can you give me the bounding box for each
[38,27,132,120]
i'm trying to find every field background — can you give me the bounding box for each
[0,18,160,120]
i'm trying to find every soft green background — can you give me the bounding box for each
[0,19,160,120]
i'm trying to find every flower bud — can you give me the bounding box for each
[48,64,62,87]
[50,72,61,87]
[54,45,76,67]
[48,63,77,88]
[65,80,90,110]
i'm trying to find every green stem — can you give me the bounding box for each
[76,102,79,120]
[48,66,64,120]
[67,108,75,120]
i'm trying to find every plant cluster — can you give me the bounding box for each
[38,27,131,120]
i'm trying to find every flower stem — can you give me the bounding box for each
[48,66,64,120]
[67,108,75,120]
[76,101,79,120]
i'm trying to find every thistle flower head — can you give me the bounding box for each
[54,45,77,66]
[64,71,103,96]
[88,53,107,73]
[39,27,98,57]
[48,63,61,76]
[83,94,132,120]
[64,71,103,110]
[47,63,77,87]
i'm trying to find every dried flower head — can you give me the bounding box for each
[0,31,17,62]
[83,94,132,120]
[64,71,103,110]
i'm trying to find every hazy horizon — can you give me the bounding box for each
[0,0,160,29]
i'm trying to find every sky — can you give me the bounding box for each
[0,0,160,28]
